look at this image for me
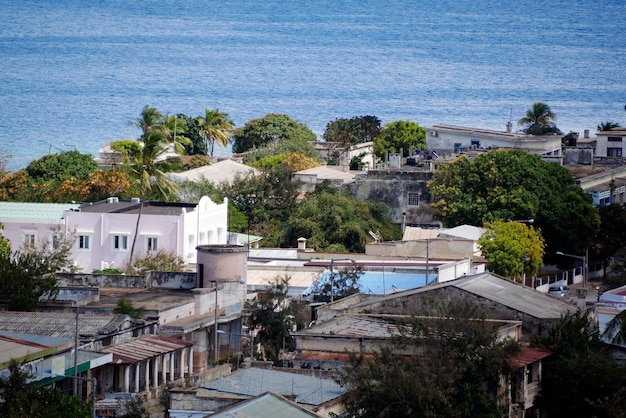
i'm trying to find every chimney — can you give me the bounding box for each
[297,237,307,251]
[584,129,590,139]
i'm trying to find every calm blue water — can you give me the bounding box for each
[1,0,625,171]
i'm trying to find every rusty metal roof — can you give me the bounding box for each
[510,346,552,368]
[103,335,194,364]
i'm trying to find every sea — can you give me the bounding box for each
[1,0,625,172]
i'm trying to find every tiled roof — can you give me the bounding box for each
[510,346,552,368]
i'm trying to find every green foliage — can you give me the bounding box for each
[478,220,545,281]
[340,301,520,418]
[323,115,382,146]
[373,120,426,159]
[349,153,367,170]
[279,188,401,252]
[113,297,145,319]
[110,139,143,160]
[232,113,317,154]
[224,165,301,244]
[591,205,626,275]
[597,120,620,132]
[197,108,234,157]
[532,310,626,417]
[92,267,124,274]
[26,150,97,182]
[176,176,224,203]
[125,250,186,275]
[0,360,92,418]
[518,101,561,135]
[0,227,75,311]
[247,275,296,365]
[428,150,599,264]
[0,223,11,256]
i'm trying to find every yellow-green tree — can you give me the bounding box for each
[478,220,545,282]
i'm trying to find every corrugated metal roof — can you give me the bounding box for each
[0,202,80,220]
[202,367,345,406]
[103,335,194,364]
[211,392,323,418]
[296,315,399,339]
[0,311,125,340]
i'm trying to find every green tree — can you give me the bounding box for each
[25,150,98,183]
[518,101,560,135]
[373,120,426,159]
[113,297,145,319]
[232,113,317,154]
[323,115,382,146]
[161,114,192,155]
[0,222,11,256]
[340,301,520,418]
[597,121,621,132]
[428,150,599,265]
[532,310,626,417]
[591,205,626,279]
[478,220,545,282]
[0,227,75,311]
[247,275,296,365]
[0,360,92,418]
[278,188,401,253]
[124,250,185,275]
[197,109,234,157]
[224,165,301,245]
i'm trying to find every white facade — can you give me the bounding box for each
[0,197,228,273]
[595,128,626,158]
[426,124,562,160]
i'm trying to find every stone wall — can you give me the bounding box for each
[57,271,197,289]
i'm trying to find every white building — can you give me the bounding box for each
[595,128,626,158]
[426,124,563,162]
[0,196,228,272]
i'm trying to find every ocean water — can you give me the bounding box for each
[1,0,625,171]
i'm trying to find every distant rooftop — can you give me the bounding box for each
[0,202,80,220]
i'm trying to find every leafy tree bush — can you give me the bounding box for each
[0,227,75,311]
[311,264,363,302]
[25,150,97,182]
[373,120,426,159]
[125,250,186,275]
[113,297,145,319]
[0,360,92,418]
[428,149,599,265]
[339,301,520,418]
[323,115,382,146]
[232,113,317,154]
[518,102,561,135]
[532,310,626,417]
[478,220,545,281]
[279,187,401,252]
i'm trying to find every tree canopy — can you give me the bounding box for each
[518,102,561,135]
[373,120,426,159]
[25,150,98,182]
[231,113,317,154]
[197,108,234,157]
[278,187,402,253]
[428,150,599,264]
[339,301,520,418]
[323,115,382,146]
[478,220,545,281]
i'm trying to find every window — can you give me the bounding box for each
[407,192,420,206]
[78,234,90,250]
[113,234,128,251]
[608,147,623,157]
[22,232,36,248]
[147,237,158,252]
[608,136,623,142]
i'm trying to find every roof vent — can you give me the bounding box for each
[131,197,140,203]
[107,197,119,204]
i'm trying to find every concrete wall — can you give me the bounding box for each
[349,169,434,225]
[57,271,197,289]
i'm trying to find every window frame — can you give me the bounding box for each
[112,234,129,251]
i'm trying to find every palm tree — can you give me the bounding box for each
[127,107,180,264]
[197,109,234,157]
[597,121,621,132]
[518,102,557,135]
[161,114,193,155]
